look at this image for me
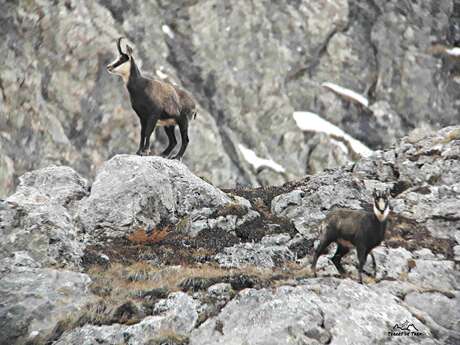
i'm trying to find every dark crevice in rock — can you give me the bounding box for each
[161,6,253,186]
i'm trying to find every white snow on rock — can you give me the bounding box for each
[322,82,369,107]
[238,144,286,173]
[445,47,460,57]
[161,24,175,39]
[155,69,168,80]
[293,111,373,157]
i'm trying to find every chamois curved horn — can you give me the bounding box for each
[117,37,125,55]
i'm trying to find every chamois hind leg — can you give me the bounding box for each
[356,247,368,284]
[136,118,147,156]
[160,126,177,157]
[311,236,333,277]
[171,118,189,160]
[143,117,158,155]
[331,244,350,276]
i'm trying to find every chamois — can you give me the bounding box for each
[106,37,196,159]
[311,189,390,283]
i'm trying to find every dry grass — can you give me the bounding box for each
[32,261,314,344]
[145,330,189,345]
[128,226,171,244]
[213,202,248,218]
[87,260,314,302]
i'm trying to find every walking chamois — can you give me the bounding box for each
[311,189,390,283]
[106,37,196,159]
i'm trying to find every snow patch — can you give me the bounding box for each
[322,82,369,107]
[293,111,373,157]
[445,47,460,57]
[238,144,286,173]
[156,69,168,80]
[162,25,175,39]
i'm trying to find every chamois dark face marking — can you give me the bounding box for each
[106,37,131,81]
[373,189,390,222]
[311,188,391,284]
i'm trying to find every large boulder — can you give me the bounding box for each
[76,155,256,238]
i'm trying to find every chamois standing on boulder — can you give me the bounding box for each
[311,189,390,283]
[106,37,196,159]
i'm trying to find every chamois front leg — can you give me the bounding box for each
[143,117,158,155]
[370,252,377,277]
[136,118,147,156]
[160,126,177,157]
[356,247,368,284]
[311,235,333,277]
[171,118,189,160]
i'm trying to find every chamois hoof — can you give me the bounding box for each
[136,150,151,156]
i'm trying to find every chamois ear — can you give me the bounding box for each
[126,44,133,56]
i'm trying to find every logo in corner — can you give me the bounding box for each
[388,320,424,337]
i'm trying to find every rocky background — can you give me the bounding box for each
[2,1,460,345]
[1,125,460,345]
[2,0,460,196]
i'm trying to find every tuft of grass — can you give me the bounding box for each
[145,331,189,345]
[175,216,191,234]
[439,128,460,144]
[213,202,249,218]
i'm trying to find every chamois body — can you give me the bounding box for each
[107,38,196,159]
[311,189,390,283]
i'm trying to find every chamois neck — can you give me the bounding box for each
[373,214,388,237]
[126,57,141,84]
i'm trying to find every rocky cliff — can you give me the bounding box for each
[2,0,460,196]
[1,126,459,345]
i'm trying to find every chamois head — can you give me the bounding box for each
[372,188,390,222]
[106,37,133,81]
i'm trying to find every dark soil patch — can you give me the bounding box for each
[387,215,455,259]
[82,229,238,270]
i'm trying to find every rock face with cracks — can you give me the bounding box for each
[0,127,459,345]
[2,0,460,196]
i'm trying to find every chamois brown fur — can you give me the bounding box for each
[311,189,390,283]
[107,38,196,159]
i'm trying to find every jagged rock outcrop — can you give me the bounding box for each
[3,166,88,268]
[0,254,95,345]
[2,0,460,196]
